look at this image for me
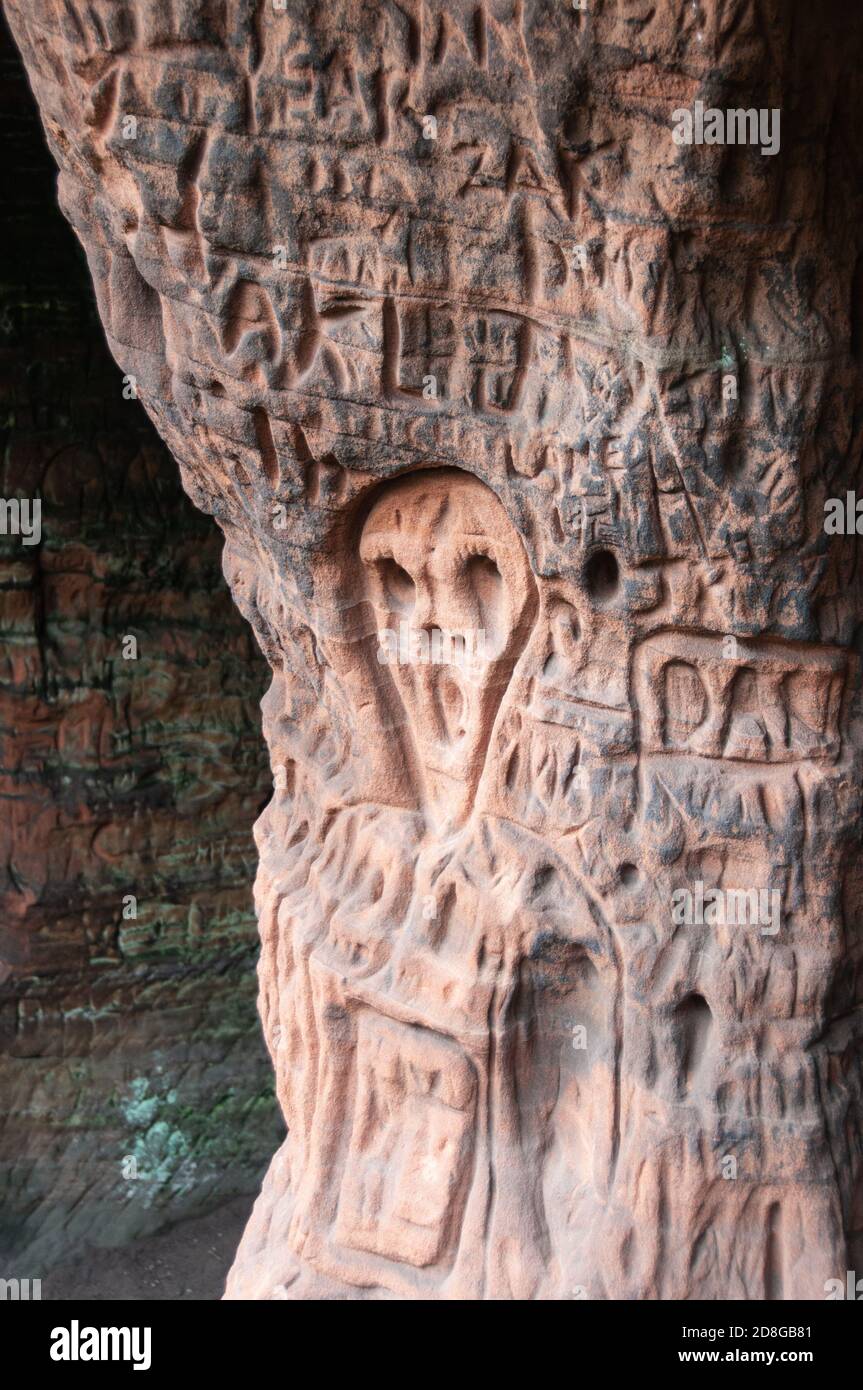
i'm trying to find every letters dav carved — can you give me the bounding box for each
[633,632,848,765]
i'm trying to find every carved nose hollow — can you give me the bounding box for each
[411,576,444,638]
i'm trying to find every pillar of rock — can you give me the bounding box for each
[7,0,863,1299]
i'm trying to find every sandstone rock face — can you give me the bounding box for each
[7,0,863,1298]
[0,17,277,1267]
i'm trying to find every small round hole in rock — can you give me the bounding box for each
[619,862,639,889]
[585,548,619,604]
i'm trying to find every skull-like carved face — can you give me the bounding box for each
[359,469,535,825]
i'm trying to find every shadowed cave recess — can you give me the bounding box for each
[0,10,279,1278]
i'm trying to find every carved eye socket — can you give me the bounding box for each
[465,552,501,590]
[377,556,415,614]
[464,552,503,640]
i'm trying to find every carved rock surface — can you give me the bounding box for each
[6,0,863,1298]
[0,17,277,1267]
